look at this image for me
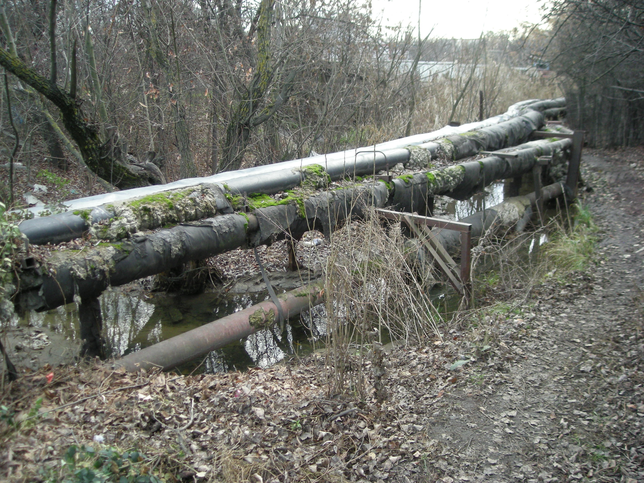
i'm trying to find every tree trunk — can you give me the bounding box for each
[0,48,157,189]
[37,111,66,170]
[220,0,279,172]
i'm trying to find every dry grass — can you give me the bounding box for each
[322,209,444,397]
[359,65,562,147]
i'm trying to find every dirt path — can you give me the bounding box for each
[418,150,644,481]
[1,149,643,482]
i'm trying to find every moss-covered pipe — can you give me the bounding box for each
[18,213,251,312]
[115,282,324,372]
[390,136,572,215]
[19,99,565,245]
[15,133,573,313]
[19,183,234,245]
[417,182,566,260]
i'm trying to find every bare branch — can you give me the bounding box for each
[49,0,58,86]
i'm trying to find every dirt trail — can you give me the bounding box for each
[418,150,644,481]
[1,149,643,482]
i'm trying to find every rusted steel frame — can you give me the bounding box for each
[480,151,519,158]
[533,131,576,139]
[377,208,471,233]
[354,150,391,180]
[405,217,463,292]
[375,208,472,297]
[375,174,393,182]
[533,157,551,226]
[115,283,325,372]
[460,230,472,303]
[533,130,585,199]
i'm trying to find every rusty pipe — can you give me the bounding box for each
[115,282,324,372]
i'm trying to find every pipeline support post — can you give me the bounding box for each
[460,230,472,304]
[505,175,523,198]
[79,296,105,359]
[566,131,584,199]
[533,129,585,200]
[533,157,551,226]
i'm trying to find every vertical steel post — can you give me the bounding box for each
[566,131,584,199]
[505,175,523,197]
[533,157,551,226]
[533,163,544,226]
[460,228,472,306]
[79,296,106,359]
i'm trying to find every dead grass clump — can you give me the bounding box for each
[322,209,443,397]
[469,225,552,309]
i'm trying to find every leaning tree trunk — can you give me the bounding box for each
[0,48,159,189]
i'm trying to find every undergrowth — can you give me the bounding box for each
[39,444,167,483]
[543,202,597,274]
[318,199,598,398]
[323,209,444,397]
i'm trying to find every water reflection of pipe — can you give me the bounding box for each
[115,283,324,372]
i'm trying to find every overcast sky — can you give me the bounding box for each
[370,0,549,39]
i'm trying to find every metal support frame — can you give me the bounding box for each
[533,157,551,226]
[533,130,585,199]
[375,174,392,182]
[505,175,523,198]
[376,208,472,302]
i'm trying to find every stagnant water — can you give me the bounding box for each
[16,177,551,373]
[18,287,325,372]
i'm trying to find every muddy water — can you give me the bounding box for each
[16,281,324,374]
[15,176,551,373]
[444,181,506,219]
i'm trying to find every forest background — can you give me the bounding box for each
[0,0,639,205]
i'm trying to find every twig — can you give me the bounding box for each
[23,374,184,421]
[36,381,151,417]
[328,407,357,420]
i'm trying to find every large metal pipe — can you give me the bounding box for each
[115,282,324,372]
[430,182,566,255]
[15,135,573,313]
[18,99,564,245]
[115,183,567,373]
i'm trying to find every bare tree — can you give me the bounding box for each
[546,0,644,146]
[0,0,165,188]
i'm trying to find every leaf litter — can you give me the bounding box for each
[0,148,643,482]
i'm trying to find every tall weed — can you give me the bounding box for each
[323,209,443,397]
